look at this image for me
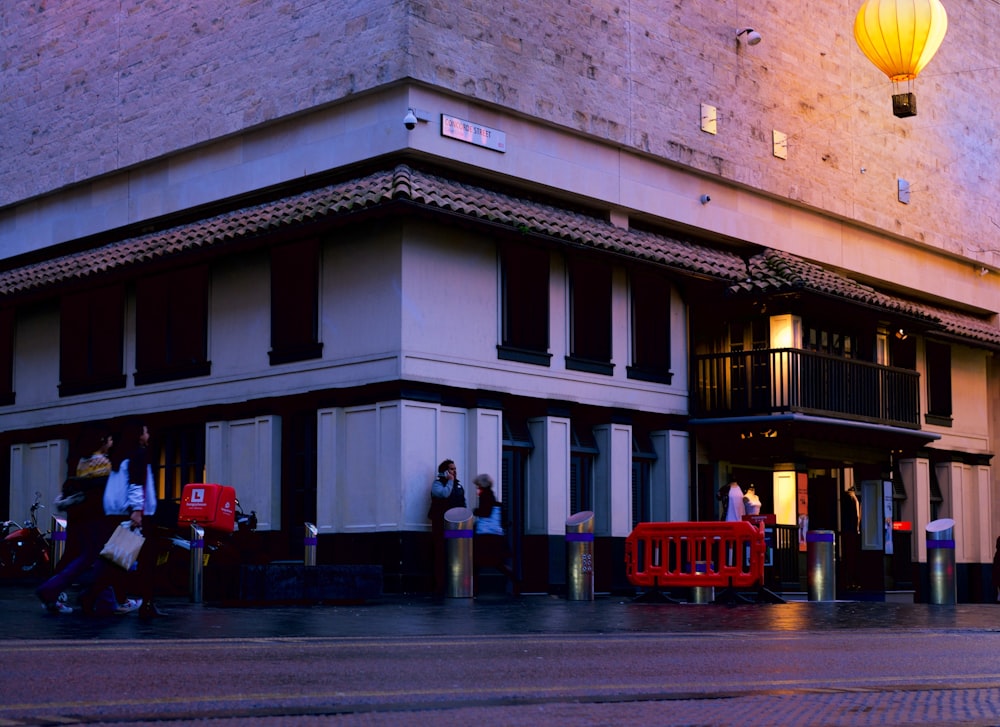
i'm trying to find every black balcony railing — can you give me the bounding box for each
[694,348,920,428]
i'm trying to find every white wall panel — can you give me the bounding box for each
[341,406,379,530]
[9,440,68,524]
[528,416,570,535]
[468,408,503,507]
[594,422,632,537]
[668,431,690,522]
[316,407,340,534]
[205,417,281,531]
[401,402,439,529]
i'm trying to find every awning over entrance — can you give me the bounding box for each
[690,412,942,466]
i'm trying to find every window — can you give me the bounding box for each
[569,425,598,515]
[805,325,856,359]
[135,265,210,385]
[631,434,657,528]
[566,257,612,375]
[929,465,943,522]
[925,340,952,425]
[59,284,126,396]
[498,243,550,365]
[0,307,14,405]
[270,239,322,365]
[155,423,206,502]
[628,269,671,383]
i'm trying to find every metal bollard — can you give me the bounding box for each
[51,516,67,567]
[566,511,595,601]
[807,530,836,601]
[189,524,205,603]
[691,560,714,604]
[444,507,474,598]
[926,518,956,605]
[304,522,318,566]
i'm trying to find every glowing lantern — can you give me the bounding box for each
[853,0,948,117]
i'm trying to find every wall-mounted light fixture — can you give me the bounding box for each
[895,328,908,341]
[736,28,762,46]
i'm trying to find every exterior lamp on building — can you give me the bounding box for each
[853,0,948,118]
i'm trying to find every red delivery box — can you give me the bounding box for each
[178,483,237,532]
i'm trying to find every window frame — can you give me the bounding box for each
[58,283,126,397]
[498,242,551,366]
[627,268,672,383]
[134,264,211,385]
[269,239,323,365]
[566,256,613,375]
[0,307,14,405]
[924,339,952,426]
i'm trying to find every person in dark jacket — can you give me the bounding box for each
[428,459,466,596]
[35,425,115,614]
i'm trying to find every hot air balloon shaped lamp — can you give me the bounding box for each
[853,0,948,118]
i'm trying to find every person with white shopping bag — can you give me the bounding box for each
[84,420,163,619]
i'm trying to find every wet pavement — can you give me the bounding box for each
[4,580,1000,726]
[3,579,1000,641]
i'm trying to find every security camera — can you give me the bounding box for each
[403,109,418,130]
[700,194,711,204]
[737,28,762,46]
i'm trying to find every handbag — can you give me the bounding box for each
[103,460,130,515]
[475,504,505,536]
[100,521,145,570]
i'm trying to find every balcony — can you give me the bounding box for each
[694,348,920,429]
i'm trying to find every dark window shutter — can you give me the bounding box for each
[59,284,125,395]
[270,239,322,364]
[0,307,14,404]
[502,243,549,352]
[570,257,612,363]
[630,269,671,381]
[135,266,209,384]
[136,272,170,373]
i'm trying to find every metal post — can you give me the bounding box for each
[444,507,474,598]
[566,511,594,601]
[304,522,318,566]
[926,518,956,605]
[189,523,205,603]
[51,516,67,567]
[691,560,714,604]
[807,530,836,601]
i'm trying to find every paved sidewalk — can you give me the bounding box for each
[3,578,1000,641]
[4,580,1000,726]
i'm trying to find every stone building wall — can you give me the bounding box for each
[2,1,998,269]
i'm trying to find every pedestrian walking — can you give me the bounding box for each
[35,425,115,614]
[82,420,163,618]
[472,474,518,596]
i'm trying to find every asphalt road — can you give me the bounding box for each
[2,584,1000,726]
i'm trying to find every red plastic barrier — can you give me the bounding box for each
[625,521,766,591]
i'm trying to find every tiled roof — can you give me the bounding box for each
[0,165,746,297]
[736,249,936,320]
[2,164,998,348]
[912,302,1000,348]
[734,249,1000,348]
